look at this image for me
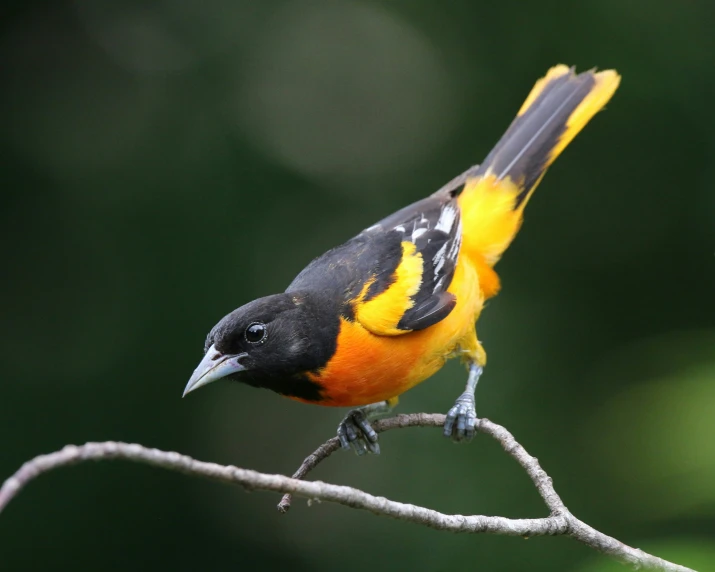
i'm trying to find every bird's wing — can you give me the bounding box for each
[352,196,462,336]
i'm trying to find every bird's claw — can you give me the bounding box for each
[337,409,381,455]
[444,392,477,442]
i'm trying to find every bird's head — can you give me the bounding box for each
[183,292,336,401]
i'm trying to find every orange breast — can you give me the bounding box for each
[302,258,483,407]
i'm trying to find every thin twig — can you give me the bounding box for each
[278,414,567,514]
[0,415,693,572]
[278,413,442,513]
[277,439,340,513]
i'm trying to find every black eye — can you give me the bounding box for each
[245,322,267,344]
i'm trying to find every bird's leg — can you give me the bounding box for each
[444,362,483,442]
[337,397,398,456]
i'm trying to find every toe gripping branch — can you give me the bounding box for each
[337,399,396,456]
[444,363,483,442]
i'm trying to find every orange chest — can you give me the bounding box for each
[302,259,484,407]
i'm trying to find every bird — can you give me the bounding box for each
[183,65,620,455]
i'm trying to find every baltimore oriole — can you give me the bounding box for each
[184,65,620,455]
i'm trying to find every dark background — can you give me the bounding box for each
[2,1,715,570]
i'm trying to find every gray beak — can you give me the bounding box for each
[183,344,248,397]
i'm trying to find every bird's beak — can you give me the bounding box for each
[183,344,248,397]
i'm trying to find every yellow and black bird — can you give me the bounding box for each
[184,65,620,455]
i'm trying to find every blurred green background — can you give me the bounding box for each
[2,1,714,570]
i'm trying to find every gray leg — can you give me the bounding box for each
[338,399,396,456]
[444,363,483,442]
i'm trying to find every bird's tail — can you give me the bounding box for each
[457,65,620,287]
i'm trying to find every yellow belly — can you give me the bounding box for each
[303,258,484,407]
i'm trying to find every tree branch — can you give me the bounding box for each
[278,414,567,514]
[0,414,693,572]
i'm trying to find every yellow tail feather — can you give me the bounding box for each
[458,65,620,270]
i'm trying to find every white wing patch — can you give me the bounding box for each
[432,244,448,277]
[412,227,428,240]
[434,203,459,233]
[360,195,462,332]
[448,218,462,259]
[388,202,462,296]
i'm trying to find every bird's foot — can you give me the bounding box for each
[337,408,381,456]
[443,391,477,442]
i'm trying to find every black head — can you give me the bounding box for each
[183,292,338,401]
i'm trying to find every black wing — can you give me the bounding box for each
[287,168,474,334]
[362,195,462,331]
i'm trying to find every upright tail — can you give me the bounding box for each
[458,65,620,281]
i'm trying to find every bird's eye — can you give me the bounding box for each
[245,322,267,344]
